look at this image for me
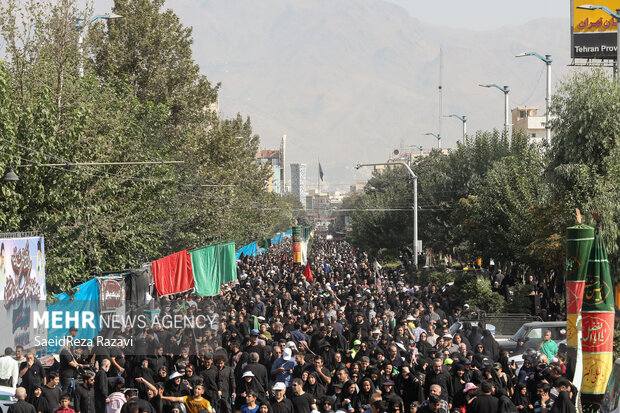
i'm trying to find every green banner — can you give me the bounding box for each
[190,242,237,297]
[218,242,237,284]
[566,225,594,282]
[190,245,219,297]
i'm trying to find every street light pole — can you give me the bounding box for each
[424,132,441,149]
[355,162,418,268]
[76,13,123,77]
[577,5,620,79]
[516,52,553,142]
[411,145,423,156]
[447,114,467,141]
[479,84,510,136]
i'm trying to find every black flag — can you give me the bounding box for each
[319,162,324,181]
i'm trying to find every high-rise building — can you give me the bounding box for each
[290,163,306,207]
[255,150,281,193]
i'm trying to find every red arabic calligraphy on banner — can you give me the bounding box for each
[581,312,614,352]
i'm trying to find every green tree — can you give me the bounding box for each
[449,272,505,313]
[549,69,620,278]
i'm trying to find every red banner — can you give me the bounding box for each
[581,312,614,352]
[566,280,586,313]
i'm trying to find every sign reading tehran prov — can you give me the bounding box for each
[572,0,620,59]
[0,236,47,350]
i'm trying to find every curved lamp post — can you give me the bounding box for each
[479,84,510,135]
[76,13,123,77]
[516,52,552,142]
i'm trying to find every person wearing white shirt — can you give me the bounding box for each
[0,347,19,388]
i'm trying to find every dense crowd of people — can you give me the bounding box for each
[3,237,575,413]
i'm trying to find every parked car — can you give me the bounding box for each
[496,321,566,353]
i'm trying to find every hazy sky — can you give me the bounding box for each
[385,0,569,29]
[91,0,570,30]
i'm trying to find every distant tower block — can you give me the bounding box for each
[290,163,307,208]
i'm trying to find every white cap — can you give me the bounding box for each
[242,371,255,378]
[282,348,292,361]
[463,304,470,308]
[407,315,415,321]
[272,382,286,391]
[169,372,183,380]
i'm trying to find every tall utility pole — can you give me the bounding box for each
[516,52,552,143]
[438,48,443,144]
[479,84,510,137]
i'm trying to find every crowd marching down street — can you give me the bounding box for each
[7,237,577,413]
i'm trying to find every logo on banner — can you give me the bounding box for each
[101,280,123,310]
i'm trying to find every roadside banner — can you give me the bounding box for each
[292,226,302,264]
[0,236,47,352]
[580,230,615,413]
[565,224,594,383]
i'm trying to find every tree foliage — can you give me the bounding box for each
[0,0,292,293]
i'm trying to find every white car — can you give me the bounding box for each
[0,385,16,413]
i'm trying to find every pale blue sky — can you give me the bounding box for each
[385,0,568,29]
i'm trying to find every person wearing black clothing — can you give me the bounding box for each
[417,395,441,413]
[19,351,46,396]
[215,355,236,413]
[270,383,293,413]
[74,373,95,413]
[243,353,270,395]
[468,381,498,413]
[121,389,154,413]
[94,360,110,413]
[199,356,219,405]
[41,373,62,413]
[8,388,36,413]
[424,359,453,404]
[28,386,50,413]
[289,379,315,413]
[58,345,81,395]
[512,383,531,413]
[480,330,499,362]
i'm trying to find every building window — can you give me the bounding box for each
[531,133,536,138]
[520,110,526,118]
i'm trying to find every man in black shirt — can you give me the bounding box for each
[200,355,218,405]
[269,383,293,413]
[468,381,498,413]
[8,388,36,413]
[74,372,95,413]
[94,359,110,413]
[19,350,45,396]
[42,372,62,413]
[289,378,316,413]
[59,342,81,395]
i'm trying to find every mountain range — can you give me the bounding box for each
[168,0,573,187]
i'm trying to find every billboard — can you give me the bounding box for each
[0,236,47,351]
[572,0,620,59]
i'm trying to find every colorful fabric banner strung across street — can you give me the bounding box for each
[190,243,237,297]
[152,249,194,296]
[236,241,258,259]
[581,231,615,413]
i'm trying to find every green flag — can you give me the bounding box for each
[218,242,237,284]
[190,245,220,297]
